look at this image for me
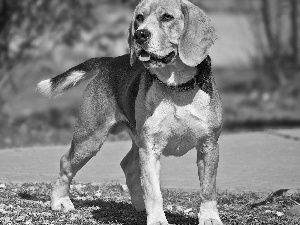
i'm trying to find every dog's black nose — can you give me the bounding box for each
[134,29,151,45]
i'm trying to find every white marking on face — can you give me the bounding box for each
[133,0,185,68]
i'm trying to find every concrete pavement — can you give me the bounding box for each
[0,129,299,192]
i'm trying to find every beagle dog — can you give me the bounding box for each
[37,0,223,224]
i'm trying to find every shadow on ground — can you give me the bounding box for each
[73,199,198,225]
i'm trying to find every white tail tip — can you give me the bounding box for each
[36,79,61,99]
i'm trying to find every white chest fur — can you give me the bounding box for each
[136,80,212,157]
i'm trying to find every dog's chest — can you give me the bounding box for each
[139,82,212,156]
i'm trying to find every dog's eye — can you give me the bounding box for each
[136,14,144,22]
[161,13,174,22]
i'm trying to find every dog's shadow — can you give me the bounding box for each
[73,199,198,225]
[17,190,198,224]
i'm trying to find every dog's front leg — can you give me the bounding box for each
[196,137,223,225]
[139,145,168,225]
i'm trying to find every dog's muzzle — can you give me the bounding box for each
[138,50,176,64]
[134,29,177,66]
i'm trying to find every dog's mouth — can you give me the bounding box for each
[138,50,176,64]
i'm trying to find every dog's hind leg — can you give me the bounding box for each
[120,142,145,211]
[51,128,113,212]
[50,79,117,212]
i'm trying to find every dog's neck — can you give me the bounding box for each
[149,57,197,86]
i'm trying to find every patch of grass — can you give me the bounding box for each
[0,182,300,224]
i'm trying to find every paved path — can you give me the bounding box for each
[0,129,299,192]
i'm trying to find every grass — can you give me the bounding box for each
[0,182,300,224]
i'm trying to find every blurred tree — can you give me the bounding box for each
[260,0,299,64]
[0,0,100,114]
[242,0,299,94]
[290,0,299,64]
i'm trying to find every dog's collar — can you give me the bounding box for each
[149,56,212,92]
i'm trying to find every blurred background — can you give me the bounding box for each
[0,0,299,149]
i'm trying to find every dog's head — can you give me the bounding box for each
[128,0,217,68]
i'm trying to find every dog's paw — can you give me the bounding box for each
[51,196,75,212]
[198,218,223,225]
[198,201,223,225]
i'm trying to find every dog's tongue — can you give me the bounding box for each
[139,51,150,62]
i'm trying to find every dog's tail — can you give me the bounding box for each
[37,57,111,99]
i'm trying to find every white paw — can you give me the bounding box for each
[51,196,75,212]
[198,201,223,225]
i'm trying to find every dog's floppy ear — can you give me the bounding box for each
[128,18,137,66]
[179,0,217,67]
